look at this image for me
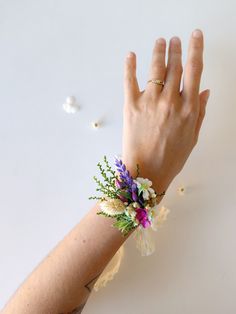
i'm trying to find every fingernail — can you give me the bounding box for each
[156,38,166,45]
[192,29,202,38]
[171,36,180,44]
[127,51,134,58]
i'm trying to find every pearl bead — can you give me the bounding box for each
[177,186,185,195]
[91,121,100,129]
[66,96,76,105]
[62,96,80,114]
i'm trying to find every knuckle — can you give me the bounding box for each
[162,89,174,103]
[179,63,183,73]
[159,98,173,118]
[181,108,197,121]
[190,58,203,72]
[123,102,139,117]
[143,92,160,111]
[170,62,183,74]
[177,63,183,73]
[125,75,135,83]
[192,40,202,50]
[148,91,159,102]
[199,109,206,119]
[163,107,172,120]
[152,62,166,74]
[125,75,135,85]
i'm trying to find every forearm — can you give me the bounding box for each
[2,202,129,314]
[2,157,168,314]
[1,27,208,314]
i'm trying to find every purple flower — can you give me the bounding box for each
[132,191,138,202]
[114,157,146,206]
[131,183,138,202]
[115,178,130,202]
[135,208,151,228]
[115,178,124,189]
[114,157,134,189]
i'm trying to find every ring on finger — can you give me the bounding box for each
[147,79,165,86]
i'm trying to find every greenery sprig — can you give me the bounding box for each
[88,156,120,200]
[97,211,136,236]
[89,155,153,236]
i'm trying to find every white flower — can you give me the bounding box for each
[147,208,154,222]
[125,204,137,220]
[148,187,155,194]
[99,198,126,216]
[134,177,154,200]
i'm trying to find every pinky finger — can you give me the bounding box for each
[124,52,140,103]
[195,89,210,142]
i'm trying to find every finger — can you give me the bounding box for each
[124,52,140,103]
[195,89,210,141]
[163,36,183,95]
[182,29,204,102]
[145,38,166,96]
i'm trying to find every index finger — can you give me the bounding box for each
[182,29,204,102]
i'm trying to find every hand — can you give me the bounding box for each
[121,29,210,197]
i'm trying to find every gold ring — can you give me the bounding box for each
[147,79,165,86]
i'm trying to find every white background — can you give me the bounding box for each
[0,0,236,313]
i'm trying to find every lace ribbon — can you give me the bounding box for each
[94,245,124,291]
[94,206,169,290]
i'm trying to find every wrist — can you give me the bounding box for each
[90,155,171,254]
[121,158,170,198]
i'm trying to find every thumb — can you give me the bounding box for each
[195,89,210,141]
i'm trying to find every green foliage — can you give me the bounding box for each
[103,155,119,184]
[117,190,133,202]
[88,196,106,201]
[112,213,137,236]
[97,211,122,219]
[97,211,137,236]
[88,155,120,200]
[89,155,139,236]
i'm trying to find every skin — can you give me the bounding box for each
[122,30,209,195]
[1,29,209,314]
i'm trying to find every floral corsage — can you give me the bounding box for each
[89,156,169,252]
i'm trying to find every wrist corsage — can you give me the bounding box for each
[89,155,170,256]
[88,155,170,290]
